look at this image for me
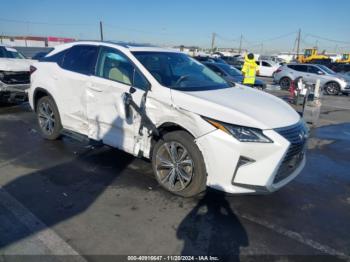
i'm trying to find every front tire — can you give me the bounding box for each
[279,77,291,90]
[152,131,207,197]
[325,82,340,95]
[36,96,62,140]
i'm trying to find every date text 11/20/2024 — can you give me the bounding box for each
[127,256,220,261]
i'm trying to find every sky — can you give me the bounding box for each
[1,0,350,53]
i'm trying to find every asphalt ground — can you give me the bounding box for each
[0,88,349,262]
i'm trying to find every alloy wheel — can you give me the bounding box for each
[280,78,291,89]
[155,141,194,192]
[38,101,55,135]
[326,83,340,95]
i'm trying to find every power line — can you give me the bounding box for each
[215,34,240,43]
[305,33,350,44]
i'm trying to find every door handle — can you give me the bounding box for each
[87,83,103,92]
[89,86,103,92]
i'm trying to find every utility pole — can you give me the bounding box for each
[296,28,301,59]
[238,34,243,54]
[211,33,216,53]
[100,21,104,41]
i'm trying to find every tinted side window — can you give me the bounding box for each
[307,66,319,74]
[292,65,307,72]
[133,70,150,90]
[0,47,6,58]
[40,49,67,65]
[62,45,98,75]
[96,47,149,90]
[262,61,271,67]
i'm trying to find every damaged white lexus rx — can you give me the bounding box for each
[29,41,308,197]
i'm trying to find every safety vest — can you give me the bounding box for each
[242,60,258,85]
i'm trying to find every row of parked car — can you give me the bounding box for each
[194,55,281,77]
[194,54,350,96]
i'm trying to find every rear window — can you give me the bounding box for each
[62,45,98,75]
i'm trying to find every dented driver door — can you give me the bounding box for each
[86,46,148,155]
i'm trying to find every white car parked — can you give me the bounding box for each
[256,60,281,77]
[0,45,33,103]
[29,41,308,197]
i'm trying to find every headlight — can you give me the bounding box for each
[203,117,273,143]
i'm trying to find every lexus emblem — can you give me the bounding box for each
[299,130,308,142]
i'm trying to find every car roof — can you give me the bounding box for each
[203,62,229,67]
[287,63,321,66]
[48,41,180,56]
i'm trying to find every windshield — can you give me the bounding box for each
[132,51,230,91]
[4,47,25,59]
[217,63,242,76]
[318,65,336,75]
[8,50,25,59]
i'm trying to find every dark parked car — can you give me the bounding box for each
[205,62,266,89]
[193,56,227,64]
[221,56,244,70]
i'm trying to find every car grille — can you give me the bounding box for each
[273,121,308,184]
[1,71,30,85]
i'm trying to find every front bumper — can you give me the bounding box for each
[196,124,307,194]
[342,83,350,93]
[0,81,29,102]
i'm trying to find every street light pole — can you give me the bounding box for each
[211,32,216,53]
[100,21,104,41]
[238,34,243,54]
[296,28,301,60]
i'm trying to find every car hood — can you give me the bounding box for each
[0,58,34,71]
[171,85,300,129]
[338,73,350,81]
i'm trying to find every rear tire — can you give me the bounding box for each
[152,131,207,197]
[279,77,291,90]
[36,96,62,140]
[325,82,340,96]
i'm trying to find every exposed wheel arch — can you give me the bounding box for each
[33,88,53,112]
[150,122,195,160]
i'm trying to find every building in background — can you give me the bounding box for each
[0,35,75,47]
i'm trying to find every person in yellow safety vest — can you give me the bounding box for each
[241,53,259,86]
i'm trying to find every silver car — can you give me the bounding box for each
[274,63,350,95]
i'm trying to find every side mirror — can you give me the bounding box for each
[317,71,325,75]
[129,86,136,94]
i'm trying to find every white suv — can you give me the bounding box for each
[29,41,308,197]
[0,45,33,103]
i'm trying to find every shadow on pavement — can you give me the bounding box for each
[177,188,248,261]
[0,146,135,250]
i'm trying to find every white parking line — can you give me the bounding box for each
[239,212,350,261]
[0,186,87,260]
